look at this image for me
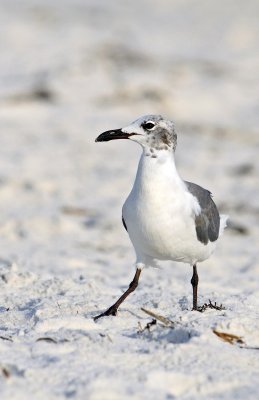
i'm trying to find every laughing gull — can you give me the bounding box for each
[94,115,227,320]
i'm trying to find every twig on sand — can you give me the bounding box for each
[1,367,10,378]
[137,319,157,333]
[36,337,58,344]
[213,329,244,345]
[140,307,174,327]
[0,335,13,342]
[213,329,259,350]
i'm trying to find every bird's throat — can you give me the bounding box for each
[132,151,184,197]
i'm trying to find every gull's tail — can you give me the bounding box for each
[219,214,228,237]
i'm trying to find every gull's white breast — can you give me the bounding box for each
[122,152,216,266]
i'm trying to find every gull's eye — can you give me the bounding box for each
[142,121,155,130]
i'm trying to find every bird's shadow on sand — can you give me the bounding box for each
[103,308,200,345]
[129,323,199,344]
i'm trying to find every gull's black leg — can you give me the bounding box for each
[191,264,199,311]
[94,268,142,321]
[190,265,225,312]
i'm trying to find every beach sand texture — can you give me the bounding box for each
[0,1,259,399]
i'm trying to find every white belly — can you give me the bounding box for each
[122,151,216,267]
[122,182,215,266]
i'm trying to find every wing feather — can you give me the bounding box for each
[185,181,220,245]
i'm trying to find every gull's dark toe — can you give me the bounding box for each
[93,306,118,321]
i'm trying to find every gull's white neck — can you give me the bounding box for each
[131,148,184,197]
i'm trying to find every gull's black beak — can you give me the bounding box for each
[95,129,132,142]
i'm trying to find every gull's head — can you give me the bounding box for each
[95,114,177,153]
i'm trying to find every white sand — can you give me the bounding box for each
[0,1,259,399]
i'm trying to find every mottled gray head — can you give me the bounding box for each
[96,114,177,153]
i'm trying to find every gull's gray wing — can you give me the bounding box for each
[185,181,220,245]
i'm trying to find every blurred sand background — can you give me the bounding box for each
[0,1,259,399]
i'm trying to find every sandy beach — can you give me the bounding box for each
[0,1,259,399]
